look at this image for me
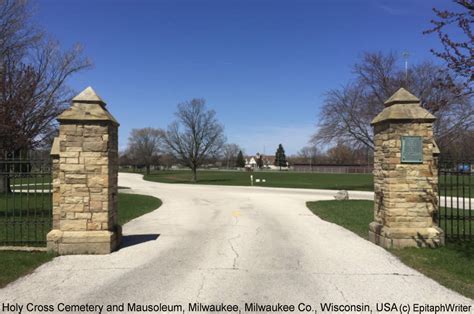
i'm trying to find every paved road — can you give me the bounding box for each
[1,173,472,313]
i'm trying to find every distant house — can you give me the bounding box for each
[245,153,283,170]
[245,156,258,169]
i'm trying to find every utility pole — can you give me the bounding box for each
[402,51,410,87]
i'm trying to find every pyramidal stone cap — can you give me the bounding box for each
[384,87,420,107]
[57,86,119,125]
[371,88,436,125]
[72,86,106,105]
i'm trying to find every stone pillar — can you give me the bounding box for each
[47,87,121,254]
[368,88,444,248]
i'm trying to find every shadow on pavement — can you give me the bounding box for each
[119,234,160,250]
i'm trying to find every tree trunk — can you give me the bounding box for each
[0,176,11,194]
[192,167,197,183]
[146,164,151,175]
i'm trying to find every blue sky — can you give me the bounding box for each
[35,0,456,155]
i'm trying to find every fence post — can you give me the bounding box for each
[50,138,60,230]
[47,87,121,254]
[368,88,444,248]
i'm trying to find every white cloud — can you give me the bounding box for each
[373,1,409,16]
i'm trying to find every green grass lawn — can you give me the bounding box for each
[307,200,374,238]
[306,200,474,299]
[0,251,55,288]
[139,170,474,196]
[142,170,374,191]
[117,193,162,225]
[0,193,162,288]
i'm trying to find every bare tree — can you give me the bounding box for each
[127,128,165,175]
[0,0,92,152]
[0,0,91,193]
[326,143,354,165]
[326,142,370,165]
[297,145,322,165]
[440,130,474,160]
[0,0,40,59]
[312,52,473,152]
[119,150,133,168]
[222,143,241,168]
[164,98,225,182]
[314,83,376,149]
[424,0,473,95]
[159,153,177,170]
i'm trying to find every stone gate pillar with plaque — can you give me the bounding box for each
[369,88,444,248]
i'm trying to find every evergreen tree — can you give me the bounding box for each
[256,154,264,169]
[236,150,246,168]
[274,144,287,170]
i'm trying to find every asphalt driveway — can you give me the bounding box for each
[0,173,472,311]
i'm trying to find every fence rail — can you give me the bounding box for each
[438,160,473,241]
[0,151,52,247]
[290,165,373,174]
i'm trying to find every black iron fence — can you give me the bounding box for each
[438,160,473,241]
[0,151,52,247]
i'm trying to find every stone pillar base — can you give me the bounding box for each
[368,222,444,249]
[47,227,122,255]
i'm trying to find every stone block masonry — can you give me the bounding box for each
[47,87,121,254]
[368,88,444,248]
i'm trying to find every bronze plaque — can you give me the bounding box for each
[401,136,423,163]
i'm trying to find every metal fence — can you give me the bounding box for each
[290,164,373,174]
[437,160,473,241]
[0,151,52,247]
